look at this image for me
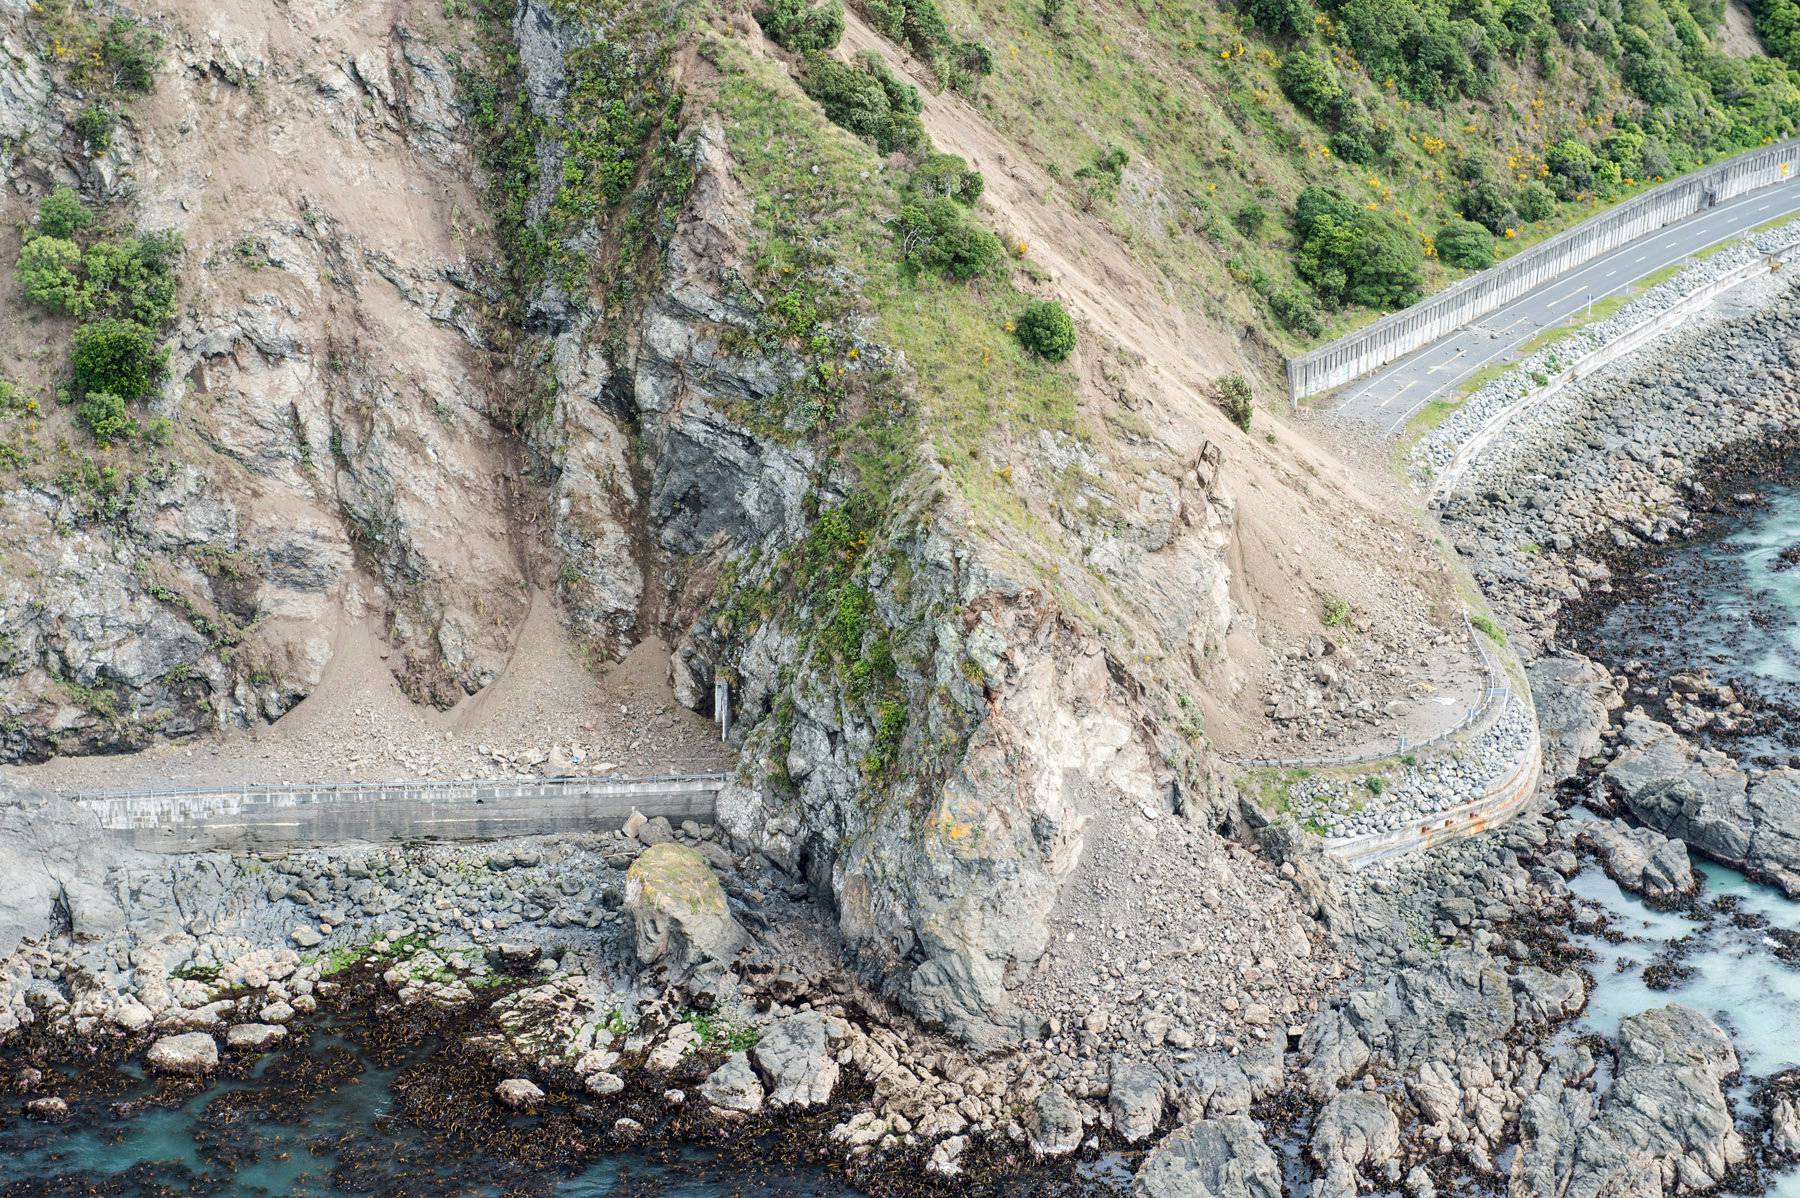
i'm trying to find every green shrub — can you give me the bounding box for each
[1276,51,1342,123]
[1270,284,1323,336]
[757,0,845,53]
[1455,175,1515,235]
[1217,373,1254,430]
[1321,595,1350,626]
[1234,202,1268,238]
[1014,299,1076,360]
[893,198,1002,279]
[1073,145,1129,204]
[906,151,984,205]
[1246,0,1310,37]
[76,390,134,443]
[1435,219,1494,269]
[74,105,117,153]
[860,0,950,59]
[71,318,161,399]
[1293,185,1423,309]
[18,231,182,325]
[800,52,925,154]
[1514,179,1556,223]
[36,188,92,239]
[1327,102,1391,163]
[17,237,87,315]
[101,15,164,93]
[1039,0,1066,31]
[1544,136,1600,199]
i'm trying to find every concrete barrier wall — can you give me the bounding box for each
[72,774,729,853]
[1287,138,1800,400]
[1429,242,1800,503]
[1323,729,1541,870]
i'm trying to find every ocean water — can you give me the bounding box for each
[0,1022,860,1197]
[1590,480,1800,759]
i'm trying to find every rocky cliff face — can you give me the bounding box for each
[1,0,1367,1050]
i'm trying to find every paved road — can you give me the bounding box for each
[1331,173,1800,433]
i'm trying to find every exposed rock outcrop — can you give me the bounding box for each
[1604,715,1800,896]
[0,779,125,956]
[1511,1005,1746,1197]
[1577,818,1696,902]
[1134,1116,1284,1198]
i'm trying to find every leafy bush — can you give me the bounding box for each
[757,0,845,53]
[76,390,134,443]
[893,198,1002,279]
[1014,299,1075,360]
[906,151,984,205]
[1293,185,1424,309]
[1514,179,1556,223]
[1455,175,1516,234]
[800,52,925,154]
[1245,0,1310,37]
[36,188,92,239]
[1327,101,1392,163]
[1435,219,1494,269]
[15,231,182,324]
[1217,373,1254,430]
[71,318,161,399]
[1276,51,1342,123]
[860,0,950,60]
[1337,0,1480,103]
[1544,136,1600,199]
[17,237,86,314]
[74,105,117,153]
[1073,145,1129,204]
[1234,201,1268,238]
[1270,284,1323,336]
[101,15,163,93]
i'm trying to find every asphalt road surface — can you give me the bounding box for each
[1330,173,1800,434]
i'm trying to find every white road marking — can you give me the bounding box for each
[1376,378,1417,410]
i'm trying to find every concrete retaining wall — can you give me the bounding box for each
[72,774,729,853]
[1323,728,1541,870]
[1287,138,1800,401]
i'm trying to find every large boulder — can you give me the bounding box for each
[1604,716,1800,897]
[752,1010,844,1109]
[1029,1084,1085,1158]
[1578,818,1695,902]
[1310,1090,1401,1198]
[1530,655,1619,783]
[1110,1056,1168,1144]
[0,779,127,956]
[1134,1116,1284,1198]
[146,1032,220,1076]
[700,1051,765,1115]
[623,843,744,980]
[1511,1005,1746,1198]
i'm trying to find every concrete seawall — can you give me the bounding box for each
[72,774,729,853]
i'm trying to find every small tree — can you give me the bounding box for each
[893,199,1002,279]
[1277,51,1343,123]
[1217,374,1254,430]
[757,0,844,53]
[1435,219,1495,269]
[101,16,163,92]
[906,152,984,205]
[1514,179,1555,223]
[71,318,161,400]
[37,187,92,239]
[74,105,118,154]
[1015,300,1076,360]
[17,237,88,315]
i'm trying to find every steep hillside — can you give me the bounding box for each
[924,0,1800,353]
[0,0,1555,1048]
